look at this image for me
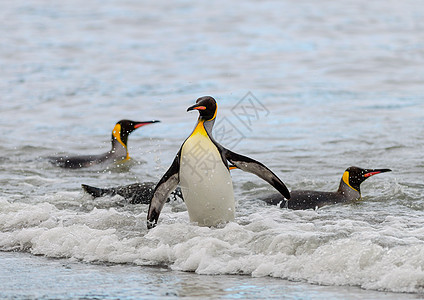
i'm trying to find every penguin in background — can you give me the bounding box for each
[82,182,183,204]
[49,119,160,169]
[147,96,290,229]
[262,166,391,210]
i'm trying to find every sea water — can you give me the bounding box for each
[1,0,424,298]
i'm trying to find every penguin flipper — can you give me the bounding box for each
[147,154,180,229]
[224,149,291,199]
[81,184,113,197]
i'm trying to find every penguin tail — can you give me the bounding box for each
[81,184,109,198]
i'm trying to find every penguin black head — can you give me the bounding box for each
[112,119,160,147]
[342,166,392,192]
[187,96,217,121]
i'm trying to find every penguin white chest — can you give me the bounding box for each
[180,131,235,226]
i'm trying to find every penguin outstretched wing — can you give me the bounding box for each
[223,148,291,200]
[147,153,180,229]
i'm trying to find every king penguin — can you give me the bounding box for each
[147,96,290,229]
[49,119,160,169]
[262,166,391,210]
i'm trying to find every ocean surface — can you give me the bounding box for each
[1,0,424,299]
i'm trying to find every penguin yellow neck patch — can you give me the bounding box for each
[191,120,208,137]
[342,171,358,191]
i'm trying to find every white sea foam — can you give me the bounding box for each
[1,196,424,293]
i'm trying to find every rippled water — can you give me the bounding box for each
[1,0,424,298]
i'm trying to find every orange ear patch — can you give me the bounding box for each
[342,171,357,191]
[112,124,127,149]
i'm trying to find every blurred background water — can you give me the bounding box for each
[1,0,424,298]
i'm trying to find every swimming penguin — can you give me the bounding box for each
[262,166,391,210]
[147,96,290,229]
[49,119,160,169]
[81,182,183,204]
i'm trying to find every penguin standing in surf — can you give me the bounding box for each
[147,96,290,229]
[49,119,160,169]
[262,166,391,210]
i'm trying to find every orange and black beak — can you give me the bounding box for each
[133,120,160,129]
[187,104,206,112]
[363,168,391,178]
